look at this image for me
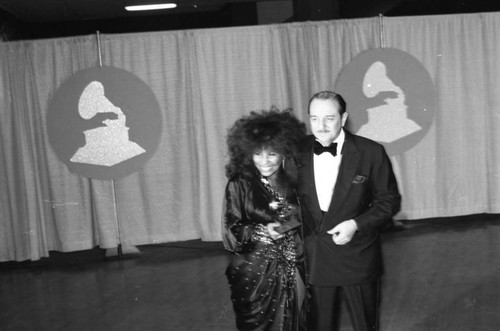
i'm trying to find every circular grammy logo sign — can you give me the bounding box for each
[335,48,436,156]
[47,66,162,179]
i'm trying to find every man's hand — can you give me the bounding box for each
[327,219,358,245]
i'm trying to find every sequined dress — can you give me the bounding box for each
[222,174,305,331]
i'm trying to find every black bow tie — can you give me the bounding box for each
[313,141,337,156]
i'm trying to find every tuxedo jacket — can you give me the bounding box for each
[296,130,401,286]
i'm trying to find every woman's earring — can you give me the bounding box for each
[282,158,285,170]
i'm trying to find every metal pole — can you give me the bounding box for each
[96,30,123,257]
[379,14,386,48]
[96,30,103,67]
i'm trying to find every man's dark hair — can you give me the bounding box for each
[308,91,346,115]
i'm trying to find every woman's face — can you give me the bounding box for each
[252,148,283,177]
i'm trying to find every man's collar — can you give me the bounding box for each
[335,128,345,145]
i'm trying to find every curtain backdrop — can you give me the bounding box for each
[1,12,499,261]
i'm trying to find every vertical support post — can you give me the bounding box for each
[96,30,103,67]
[95,30,123,258]
[379,14,386,48]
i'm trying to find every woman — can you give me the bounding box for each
[222,108,307,330]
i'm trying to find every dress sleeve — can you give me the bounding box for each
[221,178,255,253]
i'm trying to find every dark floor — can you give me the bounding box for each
[1,214,499,331]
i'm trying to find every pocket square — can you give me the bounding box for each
[352,175,367,184]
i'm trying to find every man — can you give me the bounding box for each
[296,91,401,330]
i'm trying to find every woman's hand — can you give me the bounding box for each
[266,222,284,240]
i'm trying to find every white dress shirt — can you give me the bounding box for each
[314,129,345,212]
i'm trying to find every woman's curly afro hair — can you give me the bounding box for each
[225,107,306,179]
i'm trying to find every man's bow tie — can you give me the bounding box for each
[313,141,337,156]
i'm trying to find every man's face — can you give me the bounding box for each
[309,98,348,146]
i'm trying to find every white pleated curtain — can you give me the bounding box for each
[1,13,499,261]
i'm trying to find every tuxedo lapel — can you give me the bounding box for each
[324,132,360,222]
